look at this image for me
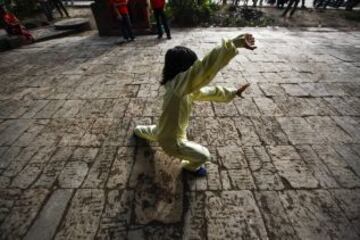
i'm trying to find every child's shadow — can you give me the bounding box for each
[128,137,184,224]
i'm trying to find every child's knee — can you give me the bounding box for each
[133,126,142,136]
[200,148,211,163]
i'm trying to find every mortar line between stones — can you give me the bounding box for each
[51,188,77,240]
[7,145,49,187]
[251,189,276,240]
[308,144,344,187]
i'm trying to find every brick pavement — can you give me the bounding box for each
[0,28,359,240]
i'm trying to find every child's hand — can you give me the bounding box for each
[236,83,251,97]
[232,34,257,50]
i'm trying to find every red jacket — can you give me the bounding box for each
[3,12,19,25]
[150,0,165,9]
[111,0,129,15]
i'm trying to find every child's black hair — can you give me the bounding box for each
[161,46,198,85]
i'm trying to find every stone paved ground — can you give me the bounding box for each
[0,28,360,240]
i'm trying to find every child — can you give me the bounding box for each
[150,0,171,39]
[134,34,256,176]
[111,0,135,42]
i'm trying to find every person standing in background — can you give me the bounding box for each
[150,0,171,39]
[64,0,74,6]
[111,0,135,42]
[0,5,34,43]
[281,0,306,17]
[38,0,54,21]
[50,0,70,17]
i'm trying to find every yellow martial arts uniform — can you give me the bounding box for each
[134,39,239,171]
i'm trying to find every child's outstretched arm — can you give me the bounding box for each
[191,83,250,103]
[171,34,256,96]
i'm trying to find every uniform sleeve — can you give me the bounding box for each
[191,86,238,103]
[171,39,238,96]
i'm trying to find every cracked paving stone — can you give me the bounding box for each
[0,119,34,146]
[14,120,49,147]
[53,100,85,118]
[306,116,353,143]
[0,146,23,170]
[128,225,182,240]
[332,144,360,177]
[79,118,114,147]
[205,162,222,190]
[96,190,133,240]
[251,116,289,145]
[106,147,134,189]
[205,191,268,240]
[279,190,359,240]
[324,97,360,116]
[0,189,22,225]
[82,146,117,188]
[268,145,319,189]
[313,144,360,188]
[253,97,283,116]
[255,191,300,240]
[10,145,57,189]
[143,98,162,117]
[183,192,206,240]
[213,101,238,117]
[295,145,339,188]
[332,116,360,142]
[233,98,261,117]
[274,97,319,117]
[33,147,74,188]
[244,146,284,190]
[24,189,73,240]
[192,101,214,117]
[33,100,65,118]
[277,117,324,144]
[217,146,247,169]
[330,189,360,236]
[233,116,261,146]
[54,189,105,240]
[132,150,183,224]
[0,188,49,240]
[281,83,309,97]
[258,83,286,97]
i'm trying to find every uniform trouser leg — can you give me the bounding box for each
[161,140,211,172]
[121,14,134,40]
[40,2,54,21]
[134,125,210,172]
[154,9,163,37]
[282,0,295,16]
[134,125,158,141]
[52,1,64,16]
[290,0,300,16]
[159,10,170,37]
[120,14,130,40]
[57,0,69,17]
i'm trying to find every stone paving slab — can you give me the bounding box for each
[0,28,360,239]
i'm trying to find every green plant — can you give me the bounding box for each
[168,0,218,26]
[3,0,39,18]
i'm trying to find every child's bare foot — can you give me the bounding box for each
[236,83,251,97]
